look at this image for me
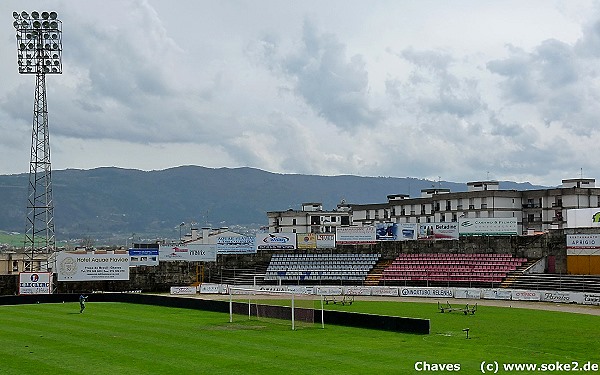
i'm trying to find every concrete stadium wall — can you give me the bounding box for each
[0,230,574,295]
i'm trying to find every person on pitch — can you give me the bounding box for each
[79,294,88,313]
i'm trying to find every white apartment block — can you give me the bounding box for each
[268,178,600,235]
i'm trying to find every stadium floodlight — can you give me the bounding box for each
[13,10,63,268]
[13,10,62,74]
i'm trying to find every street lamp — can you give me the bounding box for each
[13,11,63,268]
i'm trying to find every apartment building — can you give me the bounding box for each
[267,202,351,233]
[268,178,600,235]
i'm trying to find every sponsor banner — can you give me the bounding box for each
[344,286,372,296]
[566,234,600,253]
[376,223,398,241]
[570,292,585,304]
[256,233,297,250]
[371,286,400,296]
[199,283,221,294]
[459,218,518,236]
[398,223,417,241]
[566,208,600,228]
[512,290,541,301]
[418,223,459,240]
[19,272,52,295]
[57,252,130,281]
[400,287,453,298]
[336,226,376,245]
[583,293,600,306]
[540,290,571,304]
[315,286,343,296]
[170,286,196,295]
[128,248,159,267]
[454,288,481,299]
[159,244,217,261]
[316,233,336,249]
[297,233,317,249]
[481,289,512,300]
[287,285,315,295]
[216,236,257,254]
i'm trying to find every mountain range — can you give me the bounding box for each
[0,166,546,240]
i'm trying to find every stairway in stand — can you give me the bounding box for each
[364,259,394,286]
[500,258,538,288]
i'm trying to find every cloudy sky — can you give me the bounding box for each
[1,0,599,186]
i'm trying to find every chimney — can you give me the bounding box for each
[202,227,210,244]
[191,227,199,241]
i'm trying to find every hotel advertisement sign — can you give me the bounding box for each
[459,218,518,236]
[57,252,130,281]
[256,233,297,250]
[19,272,52,294]
[216,236,257,254]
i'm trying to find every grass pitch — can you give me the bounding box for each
[0,300,598,374]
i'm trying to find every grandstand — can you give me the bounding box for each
[379,253,528,287]
[502,273,600,293]
[264,253,380,284]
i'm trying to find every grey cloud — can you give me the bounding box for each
[396,48,483,117]
[263,19,381,130]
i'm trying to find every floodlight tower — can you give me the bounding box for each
[13,11,62,269]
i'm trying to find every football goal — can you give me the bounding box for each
[228,287,325,330]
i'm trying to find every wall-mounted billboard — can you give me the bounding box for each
[336,226,376,245]
[57,252,130,281]
[159,244,217,261]
[216,236,257,254]
[316,233,336,248]
[256,233,297,250]
[376,223,398,241]
[458,218,518,236]
[418,223,459,240]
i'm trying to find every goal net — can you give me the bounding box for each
[228,287,324,330]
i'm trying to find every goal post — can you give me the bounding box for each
[228,287,324,330]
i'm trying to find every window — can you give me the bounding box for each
[293,218,297,225]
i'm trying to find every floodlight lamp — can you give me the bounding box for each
[41,12,49,20]
[32,11,39,19]
[33,20,41,28]
[13,11,19,19]
[21,11,29,19]
[42,21,50,28]
[49,12,57,20]
[13,20,19,28]
[50,21,58,29]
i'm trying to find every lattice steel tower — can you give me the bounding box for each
[13,11,62,267]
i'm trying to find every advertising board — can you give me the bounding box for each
[316,233,336,248]
[216,236,257,254]
[335,226,376,245]
[256,233,297,250]
[297,233,317,249]
[418,222,459,240]
[376,223,398,241]
[159,244,217,261]
[129,248,159,267]
[57,252,130,281]
[19,272,52,294]
[459,218,518,235]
